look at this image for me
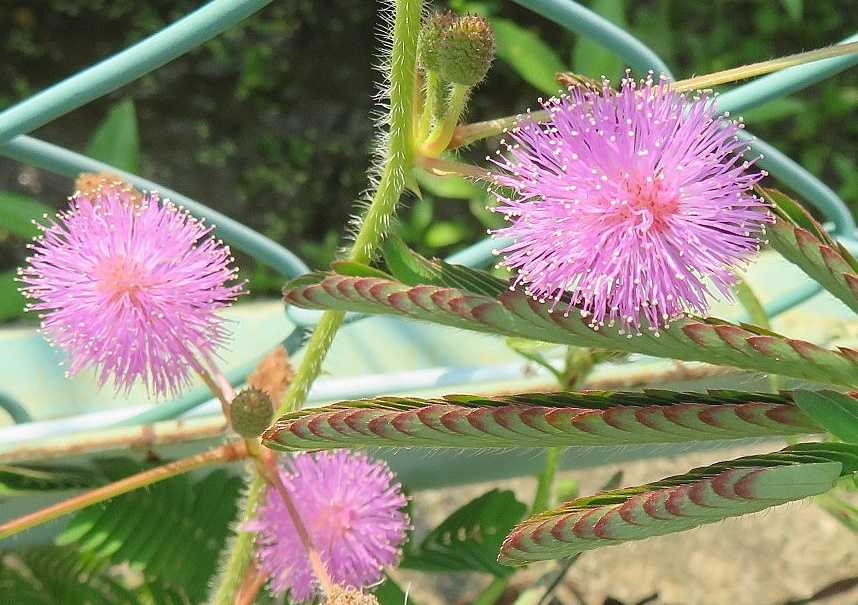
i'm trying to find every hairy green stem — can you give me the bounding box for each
[421,83,470,157]
[531,447,562,516]
[208,1,422,602]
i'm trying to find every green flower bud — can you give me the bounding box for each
[417,12,495,86]
[437,14,495,86]
[229,388,274,438]
[417,10,456,71]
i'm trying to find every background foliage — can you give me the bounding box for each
[0,0,855,313]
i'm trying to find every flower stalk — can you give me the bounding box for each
[450,41,858,150]
[0,441,247,542]
[210,1,423,602]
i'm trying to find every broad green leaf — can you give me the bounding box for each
[572,0,626,79]
[330,260,393,280]
[424,221,468,248]
[780,0,803,20]
[0,191,52,239]
[793,390,858,444]
[500,443,851,564]
[380,236,508,297]
[491,19,566,94]
[282,269,858,387]
[264,390,821,451]
[761,187,858,315]
[0,463,100,495]
[414,167,480,199]
[0,270,26,322]
[86,98,140,173]
[400,489,527,576]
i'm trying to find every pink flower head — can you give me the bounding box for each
[246,451,409,602]
[19,189,244,396]
[490,74,771,334]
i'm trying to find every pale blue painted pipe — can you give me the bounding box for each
[718,33,858,116]
[0,0,271,143]
[0,136,311,280]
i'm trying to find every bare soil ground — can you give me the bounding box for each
[392,443,858,605]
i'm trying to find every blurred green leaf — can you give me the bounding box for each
[86,98,140,173]
[572,0,626,78]
[780,0,803,21]
[794,390,858,444]
[424,221,468,248]
[0,270,26,321]
[0,191,51,239]
[400,489,527,577]
[415,168,480,199]
[375,575,417,605]
[491,19,566,94]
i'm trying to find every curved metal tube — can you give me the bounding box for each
[0,136,310,279]
[0,0,271,143]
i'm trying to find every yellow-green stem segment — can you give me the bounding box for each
[208,1,423,602]
[421,83,469,157]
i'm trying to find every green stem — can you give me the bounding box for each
[421,83,470,157]
[417,70,440,141]
[734,279,780,393]
[208,472,265,605]
[472,576,509,605]
[209,0,423,601]
[532,447,562,515]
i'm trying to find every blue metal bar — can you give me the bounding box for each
[718,33,858,116]
[510,0,674,77]
[0,393,32,424]
[0,136,310,279]
[0,0,271,143]
[747,134,856,236]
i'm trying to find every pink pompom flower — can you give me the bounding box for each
[19,189,244,396]
[246,451,409,603]
[490,74,771,334]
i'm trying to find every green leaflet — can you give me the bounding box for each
[499,443,855,564]
[0,545,191,605]
[263,390,823,451]
[400,489,527,577]
[762,187,858,315]
[85,98,140,174]
[793,390,858,444]
[0,463,100,494]
[56,466,242,602]
[282,271,858,387]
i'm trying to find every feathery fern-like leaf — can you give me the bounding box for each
[263,390,823,451]
[401,489,527,577]
[499,442,858,564]
[282,271,858,387]
[56,466,242,602]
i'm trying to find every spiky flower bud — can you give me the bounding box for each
[417,10,456,71]
[230,388,274,437]
[438,14,495,86]
[418,12,495,86]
